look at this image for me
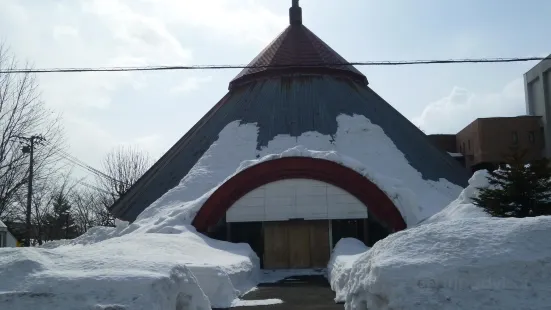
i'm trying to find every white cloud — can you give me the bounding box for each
[414,78,527,134]
[127,134,166,159]
[170,76,213,94]
[0,0,198,168]
[82,0,193,64]
[53,25,79,40]
[140,0,286,45]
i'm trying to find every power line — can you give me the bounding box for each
[56,149,120,183]
[76,179,112,195]
[47,145,129,187]
[1,56,550,74]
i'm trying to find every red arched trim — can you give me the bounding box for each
[192,157,406,232]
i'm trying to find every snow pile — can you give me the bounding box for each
[1,114,464,309]
[421,169,490,224]
[131,114,462,231]
[327,238,369,302]
[1,227,259,309]
[343,216,551,310]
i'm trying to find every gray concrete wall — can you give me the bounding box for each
[524,55,551,158]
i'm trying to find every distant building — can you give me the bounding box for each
[428,116,544,173]
[0,220,18,248]
[524,55,551,158]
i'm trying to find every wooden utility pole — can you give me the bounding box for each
[19,135,45,247]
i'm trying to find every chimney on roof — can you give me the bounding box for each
[290,0,302,25]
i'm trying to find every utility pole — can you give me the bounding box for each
[19,135,46,247]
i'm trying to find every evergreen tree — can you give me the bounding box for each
[472,150,551,218]
[45,192,78,240]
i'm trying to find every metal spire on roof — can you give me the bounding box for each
[290,0,302,25]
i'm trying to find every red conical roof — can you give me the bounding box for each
[229,5,368,89]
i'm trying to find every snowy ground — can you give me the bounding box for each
[329,171,551,310]
[420,169,491,225]
[0,226,259,309]
[343,216,551,310]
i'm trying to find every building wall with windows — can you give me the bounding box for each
[428,115,544,174]
[525,55,551,158]
[456,119,481,170]
[475,116,544,165]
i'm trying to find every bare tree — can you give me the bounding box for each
[0,43,65,223]
[71,187,103,234]
[96,145,152,222]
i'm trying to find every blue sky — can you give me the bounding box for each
[1,0,550,181]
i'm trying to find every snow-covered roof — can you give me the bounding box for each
[111,75,470,222]
[108,5,470,222]
[132,116,464,229]
[0,219,7,231]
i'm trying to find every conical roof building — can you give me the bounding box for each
[110,1,469,269]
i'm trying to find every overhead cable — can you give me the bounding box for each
[1,56,549,74]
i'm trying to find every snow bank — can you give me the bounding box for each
[327,238,369,302]
[3,114,464,309]
[422,169,490,224]
[343,216,551,310]
[1,227,259,309]
[130,114,462,231]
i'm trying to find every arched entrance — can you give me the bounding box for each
[193,157,406,232]
[192,157,406,269]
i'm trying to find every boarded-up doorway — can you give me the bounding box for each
[263,220,329,269]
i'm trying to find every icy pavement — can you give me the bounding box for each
[217,275,341,310]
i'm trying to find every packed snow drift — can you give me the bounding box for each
[327,238,370,303]
[342,216,551,310]
[0,226,259,309]
[420,169,491,224]
[328,171,551,310]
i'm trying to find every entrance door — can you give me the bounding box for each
[263,222,289,269]
[288,221,311,268]
[309,220,330,268]
[263,220,329,269]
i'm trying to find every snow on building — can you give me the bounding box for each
[108,1,469,269]
[0,220,17,248]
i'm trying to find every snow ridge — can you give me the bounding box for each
[343,216,551,310]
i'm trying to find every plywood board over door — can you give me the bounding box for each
[263,220,330,269]
[288,221,311,268]
[263,222,289,269]
[309,220,330,268]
